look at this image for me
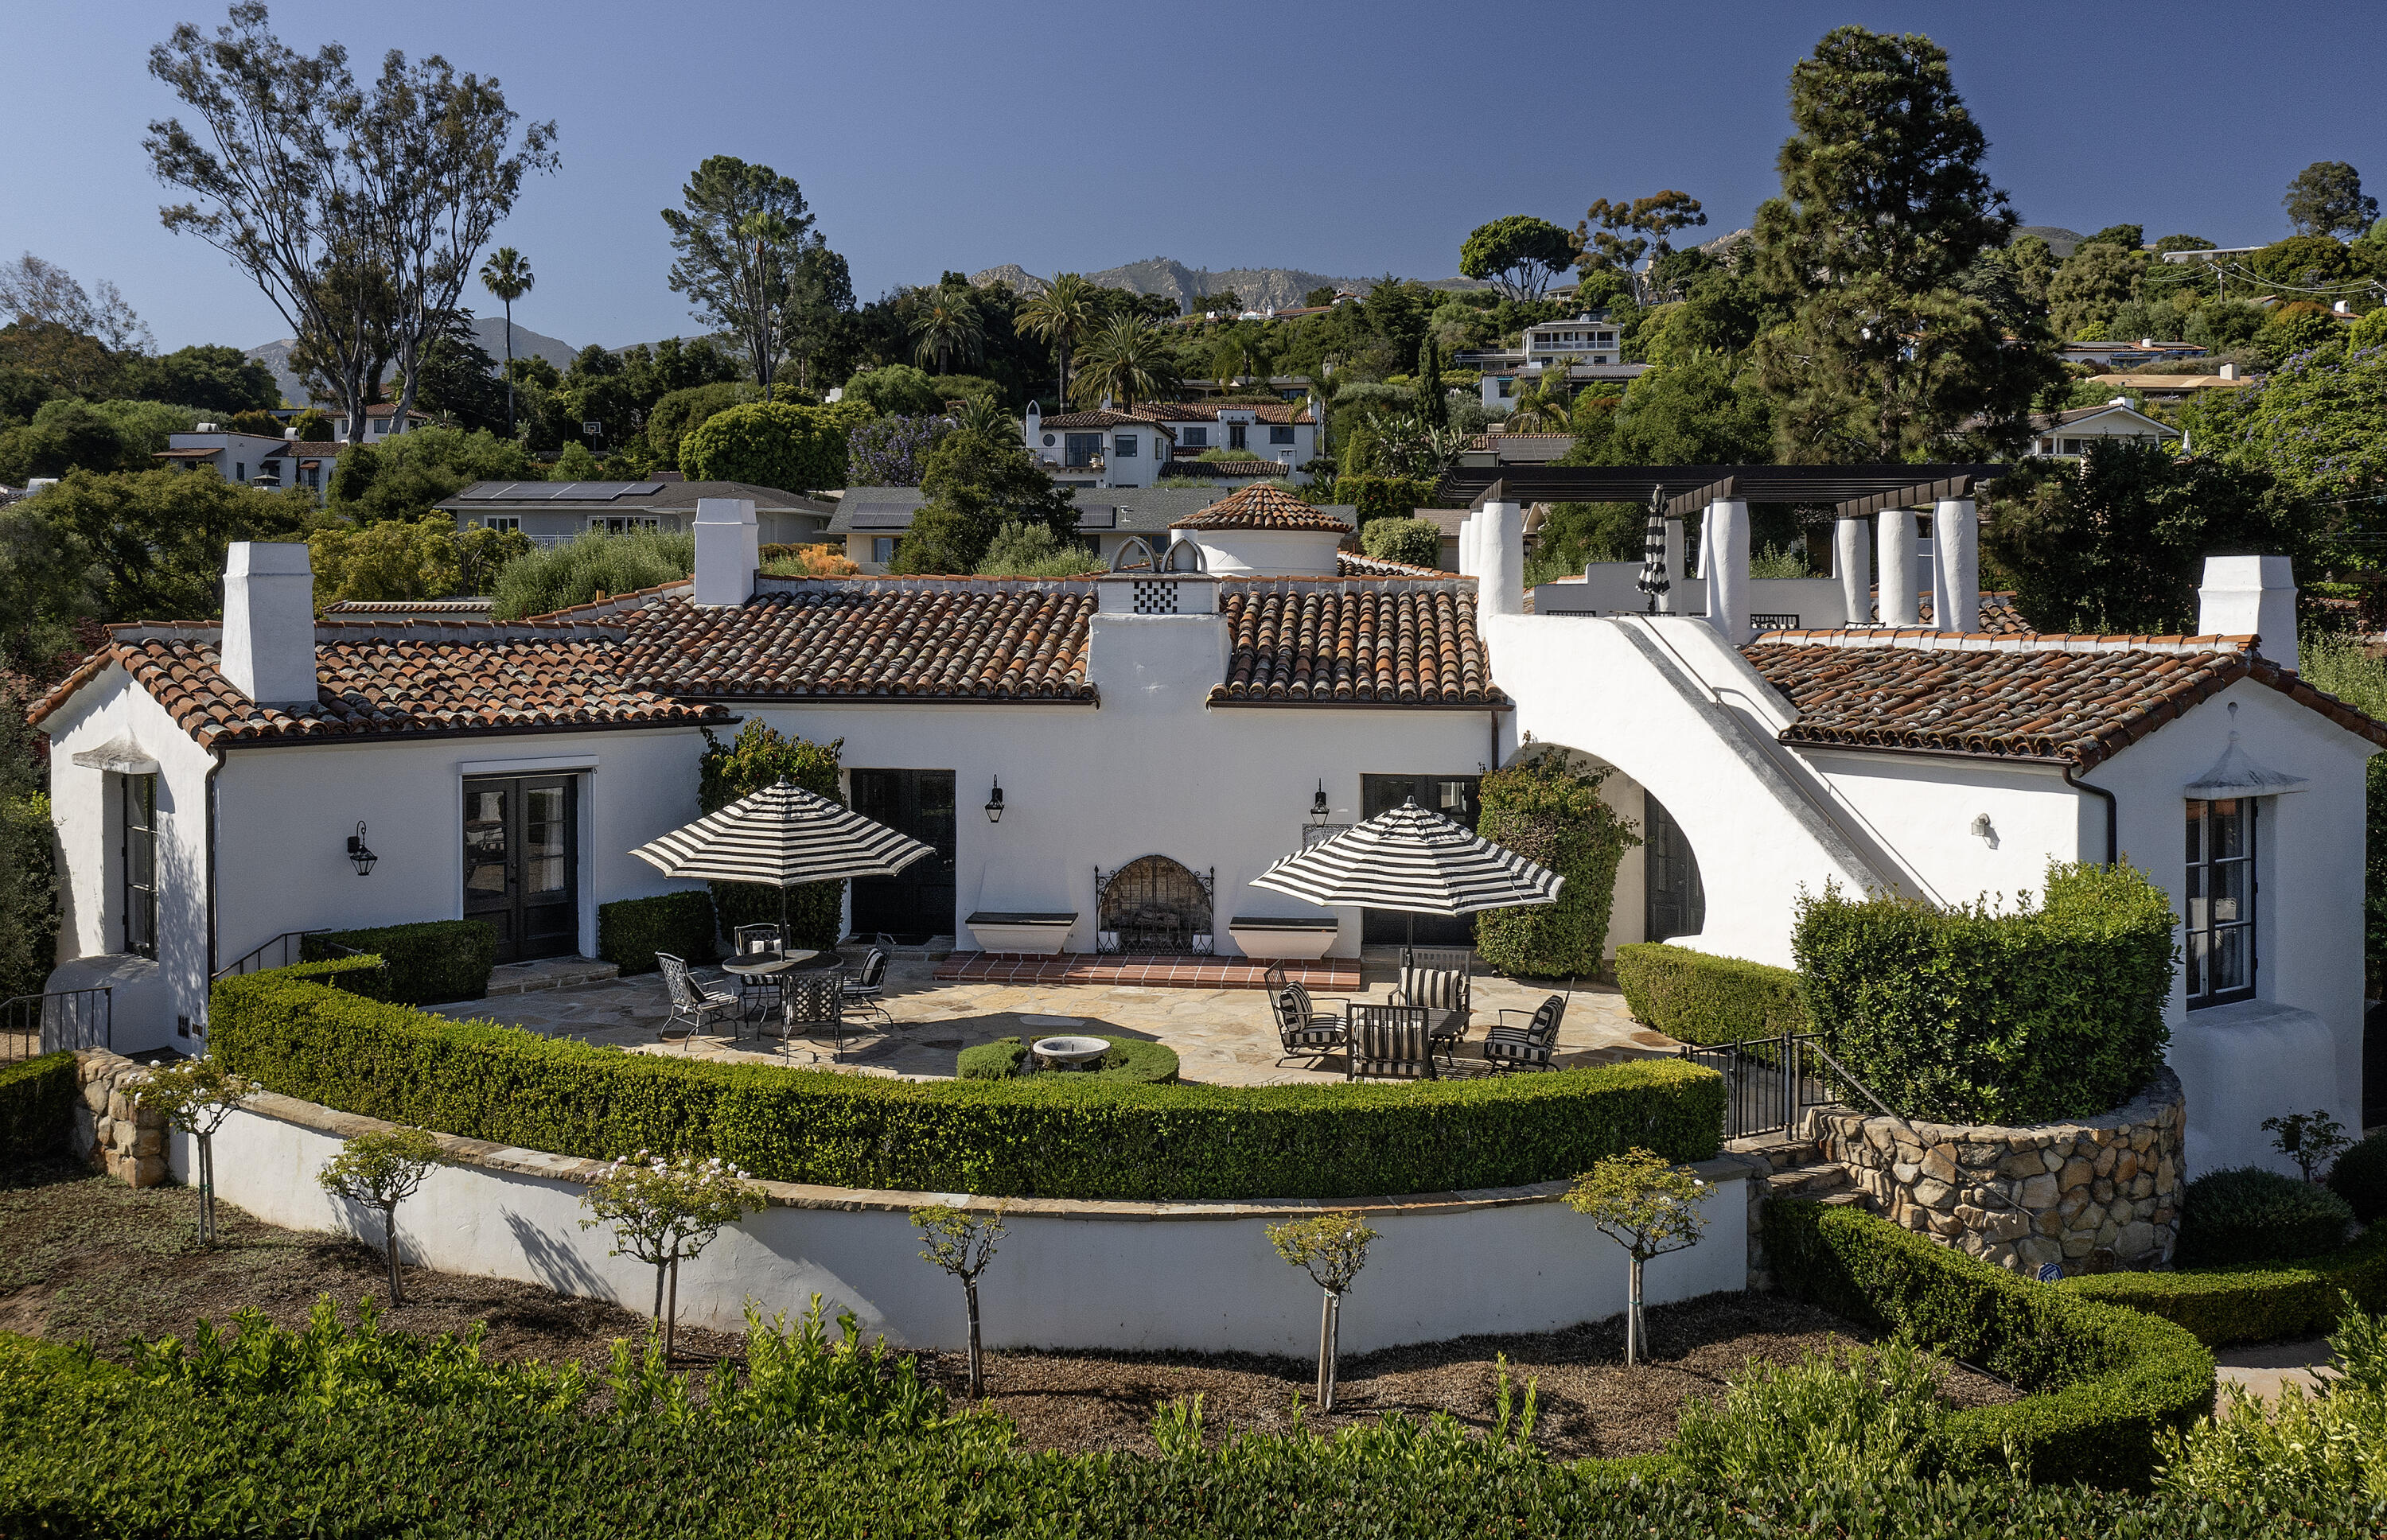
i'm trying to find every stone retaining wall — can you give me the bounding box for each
[68,1049,169,1187]
[1805,1068,2183,1275]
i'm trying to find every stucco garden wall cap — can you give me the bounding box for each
[232,1083,1746,1222]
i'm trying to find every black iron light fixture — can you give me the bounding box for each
[1309,780,1330,824]
[984,776,1004,824]
[345,820,378,876]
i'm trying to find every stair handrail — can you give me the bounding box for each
[1801,1036,1914,1136]
[212,929,361,982]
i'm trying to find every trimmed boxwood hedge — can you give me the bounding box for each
[302,920,498,1005]
[2172,1165,2354,1268]
[0,1051,76,1162]
[208,967,1724,1200]
[956,1034,1179,1084]
[2327,1127,2387,1220]
[2062,1224,2387,1346]
[1764,1197,2214,1488]
[1613,943,1807,1046]
[597,892,719,976]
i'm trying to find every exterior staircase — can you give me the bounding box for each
[1728,1130,1870,1211]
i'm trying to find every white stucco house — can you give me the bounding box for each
[1023,399,1319,488]
[33,477,2381,1178]
[2023,401,2181,457]
[155,429,343,497]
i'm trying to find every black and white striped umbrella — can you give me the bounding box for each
[1249,797,1563,943]
[632,776,933,938]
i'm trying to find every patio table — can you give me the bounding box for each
[719,950,818,1022]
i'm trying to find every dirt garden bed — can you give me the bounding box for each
[0,1161,2015,1459]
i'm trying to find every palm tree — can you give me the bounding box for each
[909,290,984,375]
[478,247,534,436]
[1072,317,1180,411]
[950,395,1015,439]
[1014,273,1099,405]
[1505,360,1576,432]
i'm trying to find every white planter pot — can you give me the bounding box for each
[966,912,1076,955]
[1225,921,1339,960]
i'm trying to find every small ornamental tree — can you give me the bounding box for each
[679,399,850,492]
[315,1127,451,1305]
[1266,1211,1378,1410]
[1567,1149,1710,1367]
[2265,1110,2354,1184]
[847,414,950,487]
[913,1203,1006,1399]
[134,1056,258,1246]
[578,1151,767,1359]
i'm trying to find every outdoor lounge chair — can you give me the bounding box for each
[781,969,848,1060]
[1483,993,1567,1072]
[1345,1004,1437,1081]
[841,947,893,1027]
[657,952,735,1048]
[1265,964,1346,1068]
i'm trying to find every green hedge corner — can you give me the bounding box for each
[955,1035,1179,1084]
[303,920,498,1005]
[1614,943,1808,1046]
[2063,1225,2387,1346]
[598,892,720,975]
[0,1051,77,1162]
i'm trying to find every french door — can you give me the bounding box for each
[1359,772,1483,947]
[1643,792,1706,943]
[462,775,579,963]
[847,769,957,943]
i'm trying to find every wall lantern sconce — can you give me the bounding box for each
[1309,780,1330,825]
[984,776,1005,825]
[346,820,379,876]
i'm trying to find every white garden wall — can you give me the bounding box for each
[177,1093,1751,1356]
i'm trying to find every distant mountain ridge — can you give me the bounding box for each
[971,258,1486,313]
[2014,225,2089,259]
[246,317,578,408]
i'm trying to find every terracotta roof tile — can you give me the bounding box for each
[30,621,728,748]
[616,578,1100,702]
[1171,484,1353,533]
[1035,410,1170,432]
[1161,457,1291,478]
[1135,401,1315,425]
[1337,550,1447,578]
[1746,631,2387,768]
[1213,580,1502,706]
[1856,590,2033,636]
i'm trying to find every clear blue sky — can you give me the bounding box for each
[4,0,2381,354]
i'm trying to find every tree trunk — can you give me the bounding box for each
[1316,1289,1342,1411]
[652,1258,667,1325]
[964,1278,983,1400]
[1626,1254,1644,1367]
[664,1253,679,1361]
[196,1133,214,1246]
[502,299,516,436]
[384,1205,405,1305]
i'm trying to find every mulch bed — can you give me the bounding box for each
[1,1161,2013,1459]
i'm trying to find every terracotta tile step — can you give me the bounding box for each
[933,951,1361,992]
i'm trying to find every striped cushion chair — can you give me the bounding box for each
[1345,1004,1437,1081]
[1265,964,1346,1068]
[1482,994,1566,1072]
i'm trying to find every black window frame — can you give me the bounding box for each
[1064,432,1103,468]
[122,772,158,960]
[1112,433,1137,458]
[2185,796,2257,1009]
[1267,425,1295,445]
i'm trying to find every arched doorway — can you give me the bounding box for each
[1642,792,1706,943]
[1096,856,1214,954]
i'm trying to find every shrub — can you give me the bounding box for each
[598,892,718,975]
[1764,1198,2214,1488]
[302,920,497,1005]
[1614,943,1807,1046]
[846,414,949,487]
[2175,1166,2353,1268]
[840,364,944,418]
[208,970,1725,1200]
[1335,471,1435,526]
[2063,1225,2387,1345]
[1674,1340,1948,1489]
[2329,1126,2387,1221]
[1472,754,1639,978]
[973,522,1101,577]
[679,401,850,492]
[0,1050,75,1161]
[1359,515,1441,568]
[1792,861,2177,1123]
[697,722,843,951]
[954,1034,1178,1084]
[489,529,694,620]
[2155,1296,2387,1508]
[645,381,751,468]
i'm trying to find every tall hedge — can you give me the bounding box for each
[1791,861,2176,1124]
[1473,755,1639,978]
[1765,1198,2214,1488]
[302,920,497,1005]
[208,969,1725,1200]
[698,722,845,951]
[596,892,718,975]
[0,1051,76,1161]
[1614,943,1807,1046]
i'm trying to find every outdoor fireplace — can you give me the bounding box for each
[1095,857,1215,955]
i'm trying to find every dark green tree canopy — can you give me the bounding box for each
[891,430,1072,574]
[1458,216,1577,302]
[662,155,817,391]
[2284,161,2379,239]
[2081,224,2144,252]
[119,344,280,414]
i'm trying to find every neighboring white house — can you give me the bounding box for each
[437,478,835,548]
[1022,400,1321,488]
[35,486,2380,1180]
[154,429,343,496]
[2024,401,2182,457]
[329,404,430,443]
[830,484,1363,574]
[1462,311,1652,410]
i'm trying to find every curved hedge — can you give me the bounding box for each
[956,1035,1179,1084]
[1763,1198,2214,1488]
[210,969,1724,1201]
[1614,943,1807,1046]
[2062,1224,2387,1346]
[0,1051,76,1162]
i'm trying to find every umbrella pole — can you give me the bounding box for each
[780,885,791,947]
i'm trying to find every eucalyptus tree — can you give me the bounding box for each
[663,156,815,392]
[1014,272,1100,403]
[478,247,532,434]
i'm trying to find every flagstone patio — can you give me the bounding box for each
[432,951,1684,1087]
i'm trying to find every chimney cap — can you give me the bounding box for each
[224,539,313,575]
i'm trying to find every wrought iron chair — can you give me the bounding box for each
[1264,963,1346,1068]
[657,952,735,1048]
[781,970,848,1060]
[1483,993,1567,1072]
[1345,1004,1437,1081]
[1392,948,1474,1068]
[841,947,893,1027]
[731,924,785,1029]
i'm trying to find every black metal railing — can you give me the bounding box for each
[1,987,112,1064]
[212,930,333,982]
[1678,1032,1833,1141]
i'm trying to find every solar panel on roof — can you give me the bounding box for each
[851,510,917,530]
[615,482,663,497]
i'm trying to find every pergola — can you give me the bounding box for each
[1436,463,2009,518]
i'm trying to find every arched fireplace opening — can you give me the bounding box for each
[1096,856,1215,955]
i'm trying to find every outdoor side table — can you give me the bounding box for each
[719,949,819,1025]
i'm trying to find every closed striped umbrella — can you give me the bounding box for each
[1249,796,1562,946]
[632,776,933,939]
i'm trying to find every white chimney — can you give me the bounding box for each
[2219,362,2241,380]
[1704,499,1750,643]
[692,497,759,606]
[220,541,318,708]
[2198,555,2299,671]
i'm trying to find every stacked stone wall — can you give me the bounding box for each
[1805,1068,2183,1275]
[68,1049,169,1187]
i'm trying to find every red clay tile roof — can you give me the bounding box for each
[1135,401,1315,425]
[1171,484,1353,533]
[1161,457,1291,477]
[614,578,1100,702]
[29,621,728,748]
[1035,410,1171,432]
[1337,550,1447,578]
[1213,580,1502,706]
[1745,631,2387,768]
[1857,591,2033,635]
